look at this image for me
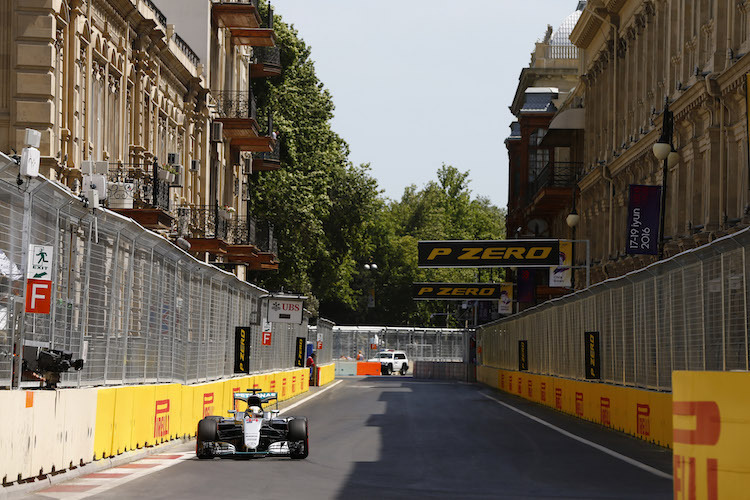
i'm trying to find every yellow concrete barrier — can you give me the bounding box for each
[672,371,750,500]
[316,362,335,386]
[478,366,672,448]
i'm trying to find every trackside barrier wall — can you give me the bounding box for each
[0,368,308,482]
[477,366,672,448]
[413,361,469,381]
[315,363,335,387]
[672,371,750,499]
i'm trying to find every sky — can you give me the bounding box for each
[271,0,580,208]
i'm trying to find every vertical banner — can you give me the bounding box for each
[498,284,513,315]
[517,269,535,303]
[584,331,601,380]
[234,327,251,373]
[626,185,661,255]
[294,337,306,367]
[518,340,528,371]
[549,241,572,287]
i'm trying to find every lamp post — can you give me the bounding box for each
[566,201,580,289]
[363,262,377,309]
[652,98,680,260]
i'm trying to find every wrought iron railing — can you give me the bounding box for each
[213,90,257,121]
[143,0,167,27]
[173,32,200,67]
[530,161,583,200]
[227,216,277,254]
[105,162,171,212]
[176,204,229,240]
[252,137,280,163]
[212,0,259,7]
[253,46,280,68]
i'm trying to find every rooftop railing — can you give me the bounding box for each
[172,32,200,67]
[143,0,167,27]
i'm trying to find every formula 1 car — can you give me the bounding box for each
[196,388,309,459]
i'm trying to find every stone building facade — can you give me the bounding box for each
[0,0,280,275]
[569,0,750,284]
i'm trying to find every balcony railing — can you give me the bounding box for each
[252,137,280,162]
[106,162,171,212]
[530,161,583,200]
[544,44,579,60]
[176,205,229,241]
[143,0,167,27]
[213,0,259,7]
[213,90,257,120]
[253,46,280,68]
[173,32,200,67]
[227,216,277,253]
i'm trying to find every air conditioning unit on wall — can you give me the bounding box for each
[190,159,200,172]
[211,121,223,142]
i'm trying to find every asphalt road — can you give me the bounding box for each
[28,377,673,500]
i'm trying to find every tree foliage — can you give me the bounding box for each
[250,6,505,325]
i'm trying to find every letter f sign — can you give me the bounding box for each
[25,279,51,314]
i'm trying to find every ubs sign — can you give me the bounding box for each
[267,297,304,324]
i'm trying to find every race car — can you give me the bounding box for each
[196,388,309,459]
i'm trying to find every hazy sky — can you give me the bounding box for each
[271,1,579,208]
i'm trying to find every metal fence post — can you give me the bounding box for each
[103,230,121,382]
[77,219,94,388]
[48,208,61,350]
[120,238,137,385]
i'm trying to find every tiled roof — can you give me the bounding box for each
[520,90,557,113]
[507,122,521,140]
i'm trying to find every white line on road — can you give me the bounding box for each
[481,392,673,480]
[279,380,343,415]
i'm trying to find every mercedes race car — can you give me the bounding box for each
[196,388,309,459]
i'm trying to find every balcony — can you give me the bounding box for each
[225,217,279,270]
[106,162,174,230]
[213,0,276,46]
[528,161,583,216]
[176,205,230,255]
[250,46,281,78]
[212,0,262,29]
[251,137,280,171]
[213,90,259,142]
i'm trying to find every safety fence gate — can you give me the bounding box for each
[332,326,468,361]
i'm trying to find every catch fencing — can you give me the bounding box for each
[308,318,334,365]
[0,164,312,388]
[332,326,467,361]
[478,226,750,392]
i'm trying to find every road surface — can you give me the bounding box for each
[26,377,673,499]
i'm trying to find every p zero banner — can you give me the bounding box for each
[294,337,306,368]
[518,340,528,371]
[584,331,601,380]
[412,283,508,301]
[418,240,559,268]
[626,185,661,255]
[234,327,251,373]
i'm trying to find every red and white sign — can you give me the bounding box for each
[25,279,51,314]
[317,340,323,350]
[267,298,304,324]
[262,331,272,346]
[370,343,377,350]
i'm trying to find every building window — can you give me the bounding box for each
[528,128,550,182]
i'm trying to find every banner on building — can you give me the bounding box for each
[517,269,536,303]
[498,284,513,315]
[549,241,572,287]
[518,340,528,371]
[626,185,661,255]
[584,331,601,380]
[294,337,306,368]
[234,327,251,373]
[412,283,509,300]
[418,240,559,268]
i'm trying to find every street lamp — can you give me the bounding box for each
[652,98,677,260]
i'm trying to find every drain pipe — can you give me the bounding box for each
[601,164,614,258]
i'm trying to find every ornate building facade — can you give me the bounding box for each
[569,0,750,283]
[0,0,280,275]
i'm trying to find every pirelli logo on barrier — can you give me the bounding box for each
[418,240,559,268]
[412,283,508,300]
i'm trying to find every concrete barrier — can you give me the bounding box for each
[477,365,672,448]
[0,366,313,484]
[316,363,335,386]
[335,361,357,376]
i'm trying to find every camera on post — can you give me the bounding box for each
[22,346,84,389]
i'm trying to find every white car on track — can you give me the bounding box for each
[369,350,409,375]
